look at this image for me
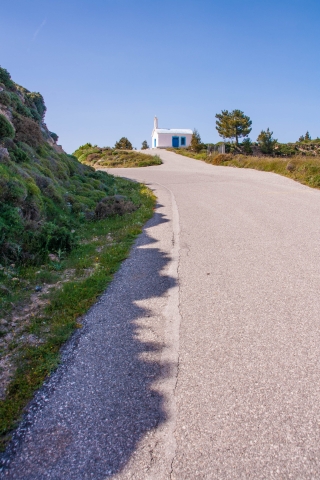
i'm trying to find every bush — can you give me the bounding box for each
[95,196,137,219]
[114,137,133,150]
[25,92,46,119]
[50,132,58,142]
[38,222,77,253]
[12,114,43,147]
[8,145,30,163]
[0,67,15,89]
[210,153,233,165]
[0,114,15,140]
[275,144,296,156]
[0,91,11,106]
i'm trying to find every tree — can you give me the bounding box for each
[305,131,311,141]
[114,137,133,150]
[241,137,253,155]
[190,129,202,152]
[298,135,305,142]
[215,109,252,144]
[141,140,149,150]
[257,128,277,154]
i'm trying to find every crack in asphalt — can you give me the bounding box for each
[153,183,181,480]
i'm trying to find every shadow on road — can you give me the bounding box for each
[1,208,175,479]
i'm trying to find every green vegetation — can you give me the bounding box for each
[114,137,133,150]
[257,128,277,155]
[73,143,162,168]
[215,109,252,144]
[0,182,155,450]
[0,114,15,139]
[0,66,157,449]
[299,131,312,142]
[190,128,202,153]
[141,140,149,150]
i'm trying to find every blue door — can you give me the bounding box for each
[154,138,156,147]
[172,136,179,148]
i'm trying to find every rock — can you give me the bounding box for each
[35,285,42,292]
[48,254,59,262]
[0,147,9,160]
[286,161,296,172]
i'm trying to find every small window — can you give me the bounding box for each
[181,137,186,146]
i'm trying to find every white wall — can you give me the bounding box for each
[151,133,192,148]
[152,132,158,148]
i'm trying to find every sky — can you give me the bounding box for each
[1,0,320,153]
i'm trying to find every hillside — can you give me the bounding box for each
[0,67,155,449]
[73,143,162,168]
[0,67,128,266]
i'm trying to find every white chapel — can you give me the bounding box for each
[151,117,193,149]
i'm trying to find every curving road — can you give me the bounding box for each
[2,149,320,479]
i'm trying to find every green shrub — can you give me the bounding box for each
[275,144,297,156]
[38,222,78,253]
[16,102,33,118]
[25,92,46,119]
[50,132,58,142]
[0,114,15,140]
[12,114,43,147]
[0,67,15,89]
[0,91,11,106]
[114,137,133,150]
[8,144,30,163]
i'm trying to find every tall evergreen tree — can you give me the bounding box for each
[305,131,311,141]
[190,129,202,152]
[141,140,149,150]
[215,109,252,144]
[257,128,277,154]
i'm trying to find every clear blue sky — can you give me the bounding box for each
[1,0,319,153]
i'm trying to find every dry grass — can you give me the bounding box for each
[206,154,320,189]
[74,147,162,168]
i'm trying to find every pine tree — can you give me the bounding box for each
[298,135,305,142]
[215,110,252,144]
[190,129,202,152]
[305,131,311,141]
[141,140,149,150]
[257,128,277,154]
[241,137,253,155]
[114,137,133,150]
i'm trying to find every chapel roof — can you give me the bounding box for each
[155,128,193,134]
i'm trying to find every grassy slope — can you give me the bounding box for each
[0,68,156,449]
[73,144,162,168]
[0,182,155,450]
[168,148,320,190]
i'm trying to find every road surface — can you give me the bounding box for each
[2,149,320,479]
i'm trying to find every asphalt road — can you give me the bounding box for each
[2,149,320,479]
